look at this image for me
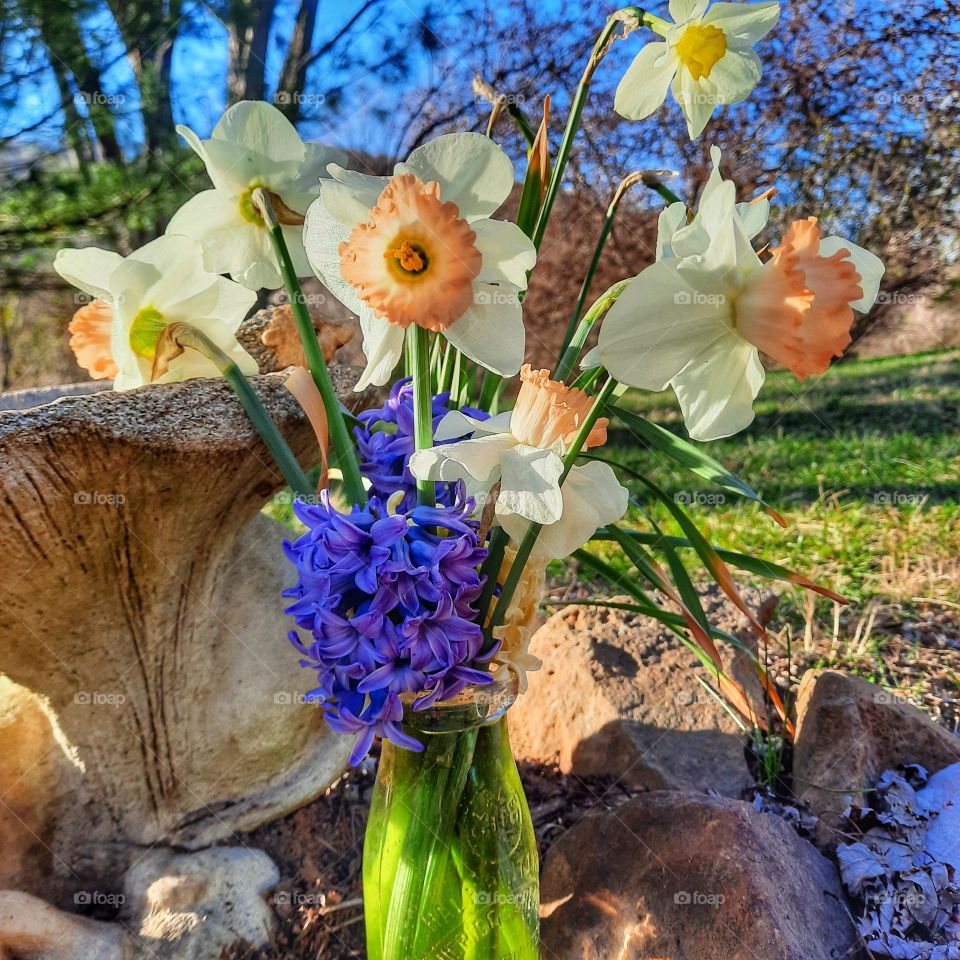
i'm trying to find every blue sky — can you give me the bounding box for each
[0,0,491,161]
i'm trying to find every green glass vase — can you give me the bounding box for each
[363,684,540,960]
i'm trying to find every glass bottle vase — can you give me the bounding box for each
[363,685,539,959]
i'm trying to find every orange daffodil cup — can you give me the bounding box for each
[302,132,536,391]
[54,236,257,390]
[595,147,884,441]
[410,365,628,560]
[615,0,781,139]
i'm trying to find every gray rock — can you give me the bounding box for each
[0,891,130,959]
[124,848,280,958]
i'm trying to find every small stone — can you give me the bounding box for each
[124,848,280,959]
[540,791,858,960]
[793,670,960,844]
[0,891,129,959]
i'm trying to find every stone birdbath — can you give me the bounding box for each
[0,313,359,957]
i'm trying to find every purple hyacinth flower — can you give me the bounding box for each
[282,492,493,765]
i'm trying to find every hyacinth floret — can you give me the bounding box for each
[355,377,488,510]
[283,484,493,764]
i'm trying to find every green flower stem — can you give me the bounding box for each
[476,526,508,626]
[166,323,314,499]
[531,7,661,251]
[555,171,664,377]
[482,376,618,650]
[429,332,443,392]
[555,277,631,384]
[406,325,436,508]
[253,188,367,507]
[380,730,476,958]
[645,177,684,206]
[410,730,478,956]
[478,369,501,412]
[438,341,455,394]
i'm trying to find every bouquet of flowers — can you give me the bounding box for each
[55,1,884,956]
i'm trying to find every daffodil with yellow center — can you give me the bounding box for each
[167,101,345,290]
[675,22,727,80]
[615,0,780,140]
[54,235,257,390]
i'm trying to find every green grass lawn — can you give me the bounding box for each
[594,349,960,613]
[269,349,960,616]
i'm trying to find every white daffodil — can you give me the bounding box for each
[303,132,536,391]
[409,365,628,560]
[615,0,780,139]
[597,147,884,441]
[55,235,258,390]
[167,100,344,290]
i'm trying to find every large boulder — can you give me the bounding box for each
[540,790,859,960]
[793,670,960,843]
[511,591,761,796]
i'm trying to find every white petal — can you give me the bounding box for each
[706,48,762,105]
[598,259,732,390]
[497,445,564,525]
[202,136,301,196]
[433,409,512,442]
[354,314,404,391]
[614,43,677,122]
[503,460,628,560]
[175,123,230,190]
[657,202,689,260]
[670,331,764,440]
[280,222,313,281]
[286,143,349,204]
[442,284,525,377]
[672,70,716,140]
[53,247,124,303]
[703,1,780,44]
[211,100,305,173]
[669,0,710,22]
[401,133,515,221]
[166,190,281,290]
[672,181,735,262]
[180,104,307,195]
[736,198,770,240]
[473,219,537,288]
[115,235,217,313]
[302,192,366,315]
[409,433,517,484]
[321,165,391,223]
[579,345,601,369]
[166,273,257,332]
[820,236,885,312]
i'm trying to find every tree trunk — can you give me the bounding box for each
[104,0,181,154]
[227,0,278,104]
[26,0,124,163]
[276,0,320,122]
